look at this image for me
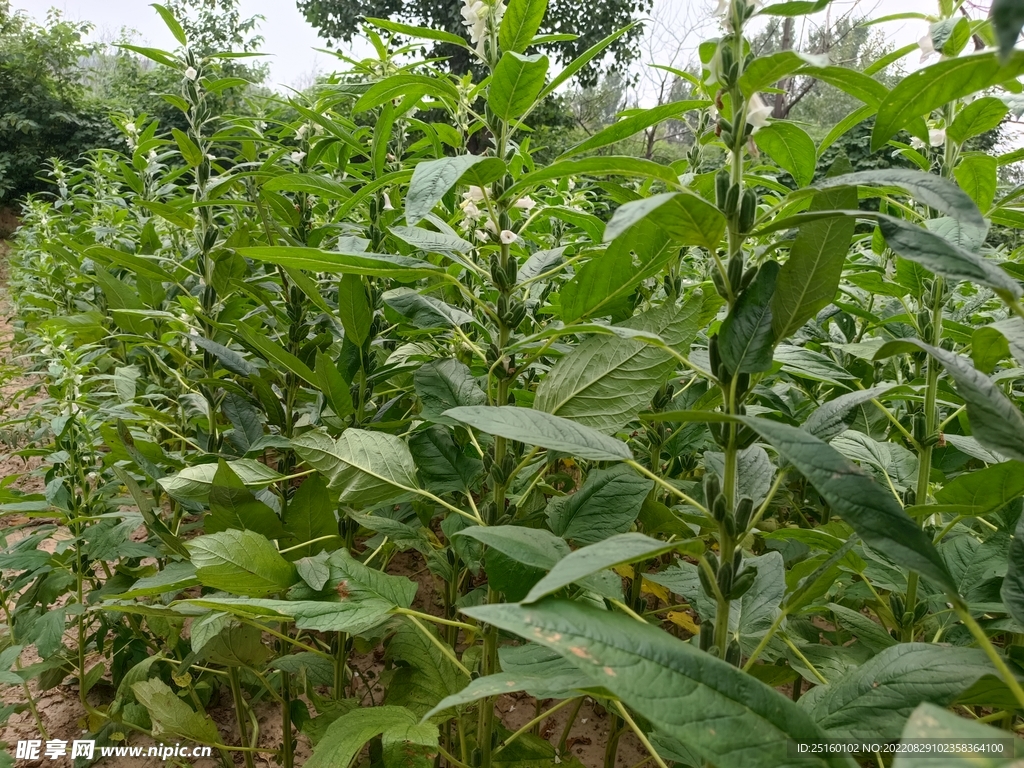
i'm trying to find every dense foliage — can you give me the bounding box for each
[4,1,1024,767]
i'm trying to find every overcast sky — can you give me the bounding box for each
[9,0,953,93]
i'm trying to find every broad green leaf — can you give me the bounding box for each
[872,51,1024,150]
[923,215,988,252]
[753,122,816,186]
[538,23,635,100]
[804,384,899,442]
[523,533,701,603]
[292,429,420,507]
[546,465,653,544]
[831,431,919,492]
[1002,513,1024,628]
[991,0,1024,62]
[498,0,547,53]
[444,406,633,461]
[813,169,985,228]
[234,322,317,386]
[114,562,198,599]
[384,287,476,328]
[740,50,828,96]
[803,645,1004,742]
[239,246,442,279]
[772,161,857,339]
[534,301,702,432]
[132,679,221,745]
[353,74,459,113]
[151,4,187,45]
[263,173,351,200]
[409,426,483,494]
[876,340,1024,463]
[801,66,888,107]
[720,261,780,374]
[758,0,832,16]
[488,52,549,120]
[364,17,471,49]
[705,445,776,506]
[940,530,1011,602]
[199,624,271,668]
[464,600,856,768]
[315,352,355,419]
[306,706,436,768]
[934,462,1024,517]
[972,326,1011,374]
[414,359,487,424]
[405,155,506,225]
[337,274,372,346]
[383,622,466,717]
[424,662,589,719]
[505,156,679,197]
[879,217,1020,299]
[187,529,296,597]
[893,704,1024,767]
[604,191,726,250]
[955,154,998,211]
[170,128,202,167]
[558,100,709,159]
[206,460,286,539]
[189,335,257,377]
[947,97,1009,144]
[282,475,339,559]
[159,459,282,503]
[389,225,473,256]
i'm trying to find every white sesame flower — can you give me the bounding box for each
[296,123,310,140]
[184,66,198,81]
[464,185,487,202]
[512,195,536,211]
[746,93,773,132]
[500,229,517,244]
[382,193,394,211]
[910,136,927,151]
[475,229,490,242]
[460,198,482,219]
[461,0,489,53]
[918,32,936,63]
[485,218,499,234]
[713,0,730,16]
[929,128,946,146]
[289,151,306,164]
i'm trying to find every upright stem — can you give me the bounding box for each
[280,624,294,768]
[228,667,256,768]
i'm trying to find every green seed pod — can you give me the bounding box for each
[735,372,751,398]
[497,294,509,319]
[725,183,740,216]
[708,335,722,378]
[729,567,757,599]
[704,473,721,507]
[916,309,932,333]
[717,561,734,595]
[727,253,744,290]
[715,169,731,210]
[712,422,731,448]
[736,425,758,449]
[505,254,518,287]
[726,639,742,666]
[722,511,737,538]
[902,610,915,628]
[713,494,728,522]
[913,413,927,443]
[698,564,717,598]
[719,42,735,81]
[699,621,714,650]
[740,265,758,291]
[711,268,728,299]
[739,188,757,233]
[732,548,743,573]
[913,602,929,622]
[735,496,754,531]
[490,253,505,287]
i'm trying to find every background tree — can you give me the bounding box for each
[295,0,652,85]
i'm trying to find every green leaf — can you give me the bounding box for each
[292,429,420,507]
[802,644,1004,742]
[488,52,549,120]
[813,169,985,228]
[306,706,436,768]
[114,562,198,599]
[353,74,459,113]
[409,426,483,494]
[405,155,506,225]
[315,352,355,419]
[879,217,1020,298]
[187,529,297,597]
[772,163,857,339]
[753,122,816,186]
[758,0,832,16]
[263,173,351,200]
[534,301,702,432]
[171,128,203,167]
[893,704,1024,767]
[389,225,474,257]
[955,154,998,211]
[443,406,633,461]
[991,0,1024,62]
[720,261,779,374]
[233,322,317,387]
[239,246,442,280]
[546,465,653,544]
[872,51,1024,151]
[282,475,339,559]
[384,288,476,328]
[740,50,828,97]
[383,622,466,717]
[934,461,1024,517]
[499,0,547,53]
[558,100,709,160]
[150,4,187,45]
[604,191,726,250]
[132,679,221,744]
[364,17,471,49]
[705,445,776,506]
[414,359,487,425]
[189,335,257,377]
[159,459,282,503]
[804,385,899,442]
[463,600,856,768]
[206,460,286,539]
[972,327,1011,374]
[337,274,372,346]
[877,340,1024,463]
[947,97,1010,144]
[506,156,679,196]
[523,533,701,603]
[1003,514,1024,628]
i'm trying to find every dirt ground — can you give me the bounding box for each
[0,235,652,767]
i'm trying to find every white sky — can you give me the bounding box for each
[9,0,956,92]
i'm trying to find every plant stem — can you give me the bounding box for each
[228,667,257,768]
[334,631,348,699]
[556,697,585,755]
[493,697,577,755]
[955,602,1024,711]
[614,701,670,768]
[406,614,471,678]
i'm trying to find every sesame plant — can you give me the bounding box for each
[3,0,1024,767]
